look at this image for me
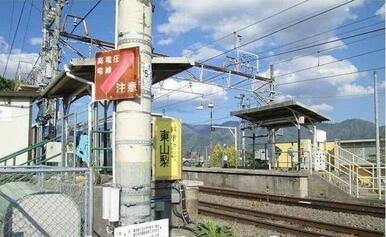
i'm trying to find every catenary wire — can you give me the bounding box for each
[191,0,310,51]
[2,0,27,78]
[202,0,355,63]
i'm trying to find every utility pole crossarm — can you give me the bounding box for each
[195,62,270,82]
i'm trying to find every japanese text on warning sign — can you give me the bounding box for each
[94,47,140,101]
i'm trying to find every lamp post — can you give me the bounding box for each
[208,103,214,167]
[197,103,215,167]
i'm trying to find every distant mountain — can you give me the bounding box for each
[182,119,383,152]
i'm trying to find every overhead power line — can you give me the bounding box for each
[254,13,385,61]
[274,48,384,78]
[192,0,309,51]
[230,28,385,88]
[70,0,102,33]
[258,27,385,61]
[202,0,355,63]
[21,1,33,52]
[3,0,27,78]
[277,66,385,86]
[263,32,384,70]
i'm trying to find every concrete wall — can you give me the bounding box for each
[183,167,308,197]
[0,98,31,164]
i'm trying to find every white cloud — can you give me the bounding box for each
[29,37,42,46]
[153,78,227,102]
[157,37,174,46]
[0,36,9,53]
[309,103,334,112]
[182,46,223,61]
[376,3,385,20]
[254,54,374,106]
[0,52,39,79]
[158,0,364,53]
[337,83,373,96]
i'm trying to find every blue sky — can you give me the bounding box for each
[0,0,384,125]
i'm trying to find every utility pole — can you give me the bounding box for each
[37,0,63,139]
[374,71,381,199]
[115,0,153,225]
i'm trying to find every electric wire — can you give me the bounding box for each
[153,66,384,111]
[155,1,364,99]
[7,1,15,47]
[2,0,27,78]
[202,0,356,63]
[230,28,385,88]
[277,66,385,86]
[20,0,33,53]
[70,0,102,33]
[263,32,384,70]
[274,48,384,78]
[191,0,310,51]
[251,14,385,64]
[258,27,385,61]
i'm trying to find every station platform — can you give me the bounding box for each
[183,167,308,197]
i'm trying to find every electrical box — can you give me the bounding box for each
[152,117,182,181]
[46,142,62,164]
[316,129,327,143]
[102,187,120,222]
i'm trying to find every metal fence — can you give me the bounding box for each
[0,166,93,237]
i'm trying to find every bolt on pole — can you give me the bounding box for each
[115,0,153,225]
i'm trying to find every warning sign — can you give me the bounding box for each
[94,47,140,101]
[114,219,168,237]
[152,117,182,181]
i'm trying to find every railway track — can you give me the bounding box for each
[198,201,384,237]
[199,186,385,218]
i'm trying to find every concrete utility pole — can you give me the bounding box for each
[37,0,63,139]
[115,0,153,225]
[374,71,381,199]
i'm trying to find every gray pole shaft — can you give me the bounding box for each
[116,0,153,225]
[374,71,381,199]
[209,108,213,167]
[297,126,301,171]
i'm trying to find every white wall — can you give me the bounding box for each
[0,98,31,165]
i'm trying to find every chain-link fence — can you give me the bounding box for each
[0,166,93,237]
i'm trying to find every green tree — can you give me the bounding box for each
[224,145,237,168]
[212,144,222,167]
[0,76,15,91]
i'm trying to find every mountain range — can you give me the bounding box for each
[182,119,385,152]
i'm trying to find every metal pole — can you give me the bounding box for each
[209,107,213,168]
[235,127,238,168]
[374,71,381,199]
[252,131,256,170]
[297,126,301,171]
[103,101,108,167]
[115,0,153,225]
[73,112,77,168]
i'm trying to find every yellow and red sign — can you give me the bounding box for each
[152,117,182,181]
[94,47,140,101]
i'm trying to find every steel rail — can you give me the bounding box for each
[199,201,384,237]
[199,186,385,217]
[198,206,334,237]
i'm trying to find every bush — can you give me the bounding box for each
[212,144,222,167]
[224,146,237,168]
[194,221,236,237]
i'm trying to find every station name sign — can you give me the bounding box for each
[94,47,140,101]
